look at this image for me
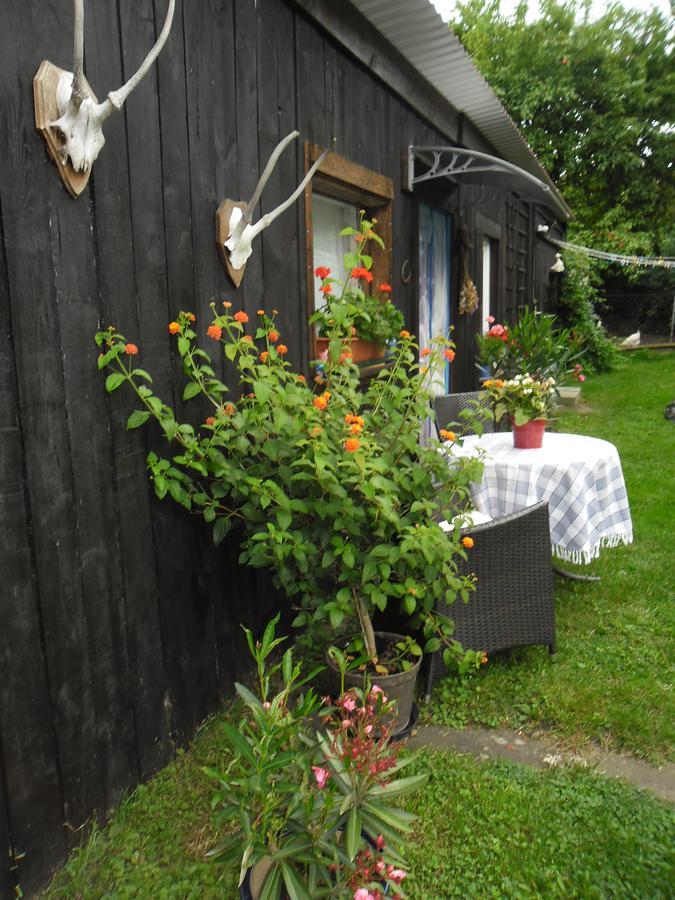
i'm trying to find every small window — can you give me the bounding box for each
[303,143,394,331]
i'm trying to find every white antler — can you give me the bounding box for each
[225,134,334,271]
[49,0,175,173]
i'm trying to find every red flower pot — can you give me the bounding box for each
[511,417,546,449]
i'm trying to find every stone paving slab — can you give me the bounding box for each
[406,725,675,803]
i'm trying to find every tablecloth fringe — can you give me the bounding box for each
[552,532,633,566]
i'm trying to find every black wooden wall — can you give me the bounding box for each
[0,1,563,893]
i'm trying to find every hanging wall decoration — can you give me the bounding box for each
[34,0,176,198]
[458,225,479,315]
[216,132,333,287]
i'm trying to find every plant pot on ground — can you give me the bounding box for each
[326,632,422,735]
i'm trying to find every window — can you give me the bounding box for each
[303,143,394,329]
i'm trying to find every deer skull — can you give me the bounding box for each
[42,0,175,176]
[222,132,334,275]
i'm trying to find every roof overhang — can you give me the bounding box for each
[407,146,568,218]
[348,0,572,220]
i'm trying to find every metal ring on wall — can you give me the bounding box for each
[401,259,412,284]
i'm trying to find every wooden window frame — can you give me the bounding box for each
[303,142,394,355]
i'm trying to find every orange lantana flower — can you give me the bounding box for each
[277,344,288,356]
[124,343,138,356]
[242,335,253,343]
[223,301,232,309]
[205,416,216,426]
[268,330,279,343]
[344,438,361,453]
[224,403,236,416]
[259,351,269,363]
[444,349,455,362]
[399,330,411,340]
[234,310,249,324]
[168,321,180,334]
[313,394,329,410]
[462,536,474,549]
[439,429,456,442]
[207,324,222,341]
[420,347,432,358]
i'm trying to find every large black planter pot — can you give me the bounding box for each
[327,631,422,736]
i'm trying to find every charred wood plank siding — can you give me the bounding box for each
[0,0,556,892]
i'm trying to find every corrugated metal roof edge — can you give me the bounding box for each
[350,0,572,219]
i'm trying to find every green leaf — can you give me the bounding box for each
[254,381,271,404]
[225,342,238,362]
[105,372,126,393]
[345,805,361,861]
[213,516,231,546]
[127,410,150,430]
[182,382,201,401]
[280,861,312,900]
[132,368,153,383]
[219,721,255,764]
[259,862,283,900]
[177,336,189,356]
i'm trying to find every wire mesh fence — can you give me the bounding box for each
[600,293,675,346]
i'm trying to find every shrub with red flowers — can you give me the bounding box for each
[95,236,485,677]
[206,616,422,898]
[311,212,404,348]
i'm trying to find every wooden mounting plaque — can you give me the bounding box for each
[216,199,247,288]
[33,59,97,198]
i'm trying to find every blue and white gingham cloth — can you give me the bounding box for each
[445,432,633,564]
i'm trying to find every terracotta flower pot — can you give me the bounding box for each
[315,336,385,364]
[511,417,547,449]
[326,631,422,736]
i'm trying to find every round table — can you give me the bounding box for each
[445,431,633,565]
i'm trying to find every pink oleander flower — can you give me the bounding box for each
[354,890,375,900]
[341,695,357,712]
[578,373,586,382]
[312,766,330,789]
[487,315,495,324]
[389,869,407,885]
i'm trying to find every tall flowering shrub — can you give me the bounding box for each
[96,251,483,675]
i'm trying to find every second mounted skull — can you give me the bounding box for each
[34,0,176,197]
[217,132,333,287]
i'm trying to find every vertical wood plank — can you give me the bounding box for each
[0,759,14,900]
[0,0,104,848]
[0,199,67,893]
[86,0,171,780]
[119,0,218,743]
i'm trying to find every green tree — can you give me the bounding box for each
[452,0,674,262]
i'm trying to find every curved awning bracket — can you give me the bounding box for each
[406,145,567,218]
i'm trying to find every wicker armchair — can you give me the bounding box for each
[426,500,556,700]
[433,391,497,438]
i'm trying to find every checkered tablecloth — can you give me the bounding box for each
[445,432,633,564]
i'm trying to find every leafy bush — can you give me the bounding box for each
[95,236,484,674]
[559,254,621,373]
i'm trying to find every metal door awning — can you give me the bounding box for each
[406,146,568,218]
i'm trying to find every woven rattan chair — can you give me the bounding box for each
[426,500,556,700]
[433,391,496,438]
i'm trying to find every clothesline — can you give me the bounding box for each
[546,236,675,269]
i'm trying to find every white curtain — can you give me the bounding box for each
[419,204,452,441]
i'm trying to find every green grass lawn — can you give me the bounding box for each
[43,715,675,900]
[426,350,675,763]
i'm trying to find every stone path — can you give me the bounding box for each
[406,725,675,803]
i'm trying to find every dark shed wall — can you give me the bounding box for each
[0,0,562,893]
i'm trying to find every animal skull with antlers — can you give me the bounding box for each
[35,0,175,193]
[217,133,333,284]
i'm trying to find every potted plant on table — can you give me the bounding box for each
[206,615,424,899]
[482,373,557,448]
[95,223,484,733]
[312,211,403,364]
